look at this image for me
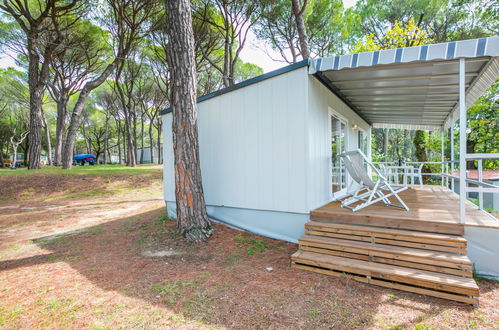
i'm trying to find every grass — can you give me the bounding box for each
[0,306,23,327]
[233,232,284,255]
[0,164,161,177]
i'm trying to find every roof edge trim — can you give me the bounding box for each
[312,72,372,126]
[160,59,309,116]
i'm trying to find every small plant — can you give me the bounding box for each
[151,279,201,307]
[86,225,103,235]
[308,310,321,317]
[234,233,268,255]
[155,214,169,226]
[414,324,436,330]
[247,239,265,255]
[226,251,242,266]
[387,293,400,300]
[121,217,141,232]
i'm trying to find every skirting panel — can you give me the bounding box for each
[165,201,308,243]
[465,226,499,280]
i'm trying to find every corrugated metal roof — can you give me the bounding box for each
[310,37,499,131]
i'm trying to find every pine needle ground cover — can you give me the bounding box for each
[0,166,498,329]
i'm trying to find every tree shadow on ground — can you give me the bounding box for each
[0,207,496,329]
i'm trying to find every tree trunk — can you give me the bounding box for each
[122,122,127,164]
[383,128,389,161]
[467,140,476,170]
[54,94,68,166]
[61,90,92,169]
[11,144,17,169]
[291,0,310,60]
[148,115,154,164]
[133,113,138,164]
[27,51,45,170]
[165,0,213,242]
[156,121,162,164]
[61,62,117,169]
[0,142,4,168]
[117,119,122,164]
[140,117,144,163]
[414,130,427,163]
[104,109,110,164]
[41,109,52,166]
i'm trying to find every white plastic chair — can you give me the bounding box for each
[406,163,424,187]
[339,149,410,212]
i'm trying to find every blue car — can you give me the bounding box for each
[73,154,96,166]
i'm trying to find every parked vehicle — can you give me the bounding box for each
[73,154,96,166]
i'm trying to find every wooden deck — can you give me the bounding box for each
[310,186,499,236]
[291,186,498,305]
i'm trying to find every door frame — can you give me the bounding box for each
[328,107,349,201]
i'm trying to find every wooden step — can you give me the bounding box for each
[310,210,464,235]
[291,250,479,305]
[299,235,472,277]
[306,221,467,254]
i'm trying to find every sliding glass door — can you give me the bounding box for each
[331,113,347,198]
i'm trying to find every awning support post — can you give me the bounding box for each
[478,159,483,210]
[459,58,466,225]
[441,130,445,186]
[450,122,455,191]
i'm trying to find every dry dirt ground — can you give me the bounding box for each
[0,166,498,329]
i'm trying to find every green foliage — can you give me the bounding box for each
[354,17,431,52]
[234,233,267,255]
[467,81,498,169]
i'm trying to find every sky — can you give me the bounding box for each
[239,0,358,72]
[0,0,358,72]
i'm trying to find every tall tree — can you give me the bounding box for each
[48,19,109,166]
[0,0,81,169]
[61,0,156,169]
[164,0,213,242]
[195,0,258,87]
[255,0,347,63]
[113,57,142,167]
[291,0,309,59]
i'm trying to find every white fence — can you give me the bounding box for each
[375,154,499,223]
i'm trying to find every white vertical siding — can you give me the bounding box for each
[306,76,371,210]
[163,114,175,202]
[163,67,309,213]
[163,68,371,216]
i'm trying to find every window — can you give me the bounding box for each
[358,129,368,155]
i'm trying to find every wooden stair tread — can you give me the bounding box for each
[306,221,466,243]
[309,212,464,235]
[291,250,479,296]
[299,235,471,265]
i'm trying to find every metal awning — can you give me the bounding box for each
[309,37,499,131]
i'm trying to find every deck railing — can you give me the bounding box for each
[374,156,499,222]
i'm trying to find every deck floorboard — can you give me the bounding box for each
[311,186,499,232]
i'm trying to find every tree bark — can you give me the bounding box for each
[54,93,69,166]
[104,108,110,164]
[140,117,145,163]
[165,0,213,242]
[41,109,52,166]
[291,0,310,60]
[116,118,122,164]
[148,113,155,164]
[26,42,45,169]
[157,121,162,164]
[0,142,4,168]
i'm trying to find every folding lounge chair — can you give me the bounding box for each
[339,149,410,212]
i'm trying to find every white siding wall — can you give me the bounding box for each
[306,76,371,210]
[163,115,174,201]
[163,67,309,213]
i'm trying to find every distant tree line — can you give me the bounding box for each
[0,0,496,171]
